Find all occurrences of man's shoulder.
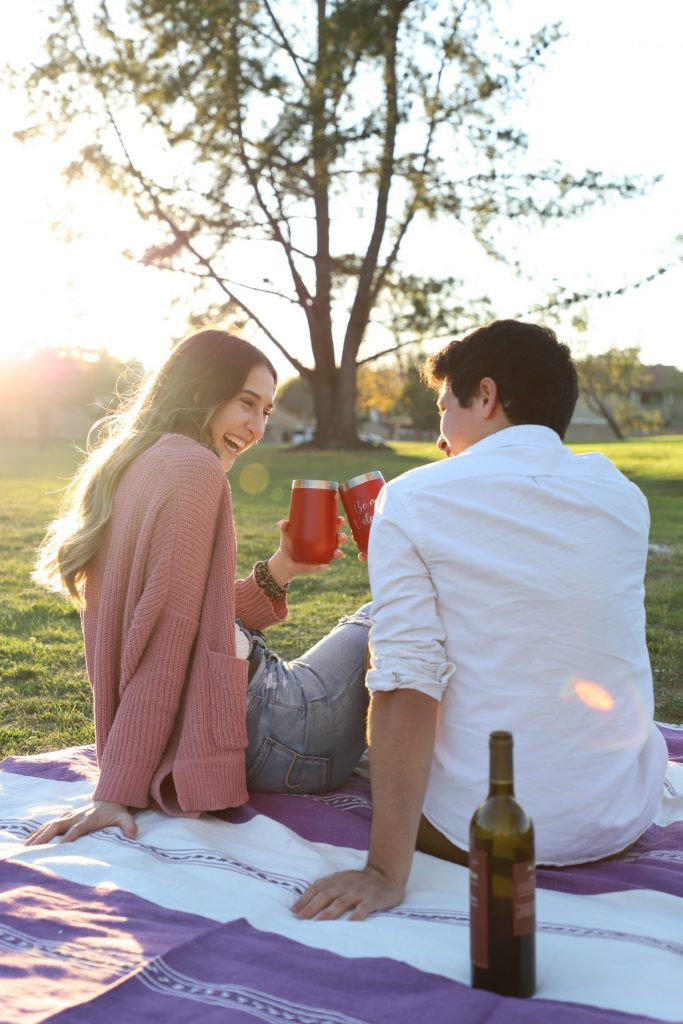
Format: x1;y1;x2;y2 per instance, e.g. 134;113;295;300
385;457;452;496
383;433;647;510
385;442;513;498
565;447;648;506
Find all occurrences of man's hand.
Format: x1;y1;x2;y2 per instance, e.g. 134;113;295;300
24;800;138;846
292;865;405;921
293;691;438;923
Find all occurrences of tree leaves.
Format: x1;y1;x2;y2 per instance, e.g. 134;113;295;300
11;0;662;444
577;347;664;439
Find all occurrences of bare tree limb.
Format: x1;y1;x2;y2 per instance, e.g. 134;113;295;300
342;2;409;362
524;259;683;317
63;0;308;376
129;254;304;306
262;0;310;85
228;14;314;319
357;336;427;366
370;49;448;306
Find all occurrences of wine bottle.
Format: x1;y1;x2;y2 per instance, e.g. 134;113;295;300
469;730;536;998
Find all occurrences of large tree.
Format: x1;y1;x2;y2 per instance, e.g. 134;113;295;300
576;347;664;440
15;0;652;445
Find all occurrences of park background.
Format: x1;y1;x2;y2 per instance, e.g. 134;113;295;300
0;1;681;755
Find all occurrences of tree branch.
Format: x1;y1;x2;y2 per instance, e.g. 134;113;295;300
357;336;426;366
308;0;337;375
262;0;310;85
228;14;314;318
370;49;448;306
131;254;304;307
525;258;683;317
584;392;624;439
63;0;307;376
342;2;408;362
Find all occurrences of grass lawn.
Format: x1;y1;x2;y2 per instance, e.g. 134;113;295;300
1;434;681;758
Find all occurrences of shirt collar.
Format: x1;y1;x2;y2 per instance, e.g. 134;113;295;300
461;424;563;457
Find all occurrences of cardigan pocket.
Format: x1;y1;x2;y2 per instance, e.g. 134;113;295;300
205;651;249;751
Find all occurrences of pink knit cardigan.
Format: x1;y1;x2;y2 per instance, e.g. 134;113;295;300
81;433;287;815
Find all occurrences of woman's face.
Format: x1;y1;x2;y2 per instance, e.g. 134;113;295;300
208;363;276;471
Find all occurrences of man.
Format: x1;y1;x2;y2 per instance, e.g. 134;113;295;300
292;319;667;921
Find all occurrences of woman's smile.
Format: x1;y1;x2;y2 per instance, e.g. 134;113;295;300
208;363;276;470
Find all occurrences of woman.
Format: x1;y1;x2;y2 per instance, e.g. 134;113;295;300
27;329;370;846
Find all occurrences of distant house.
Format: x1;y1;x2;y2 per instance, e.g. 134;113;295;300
564;395;615;441
565;363;683;442
635;364;683;428
0;400;98;444
262;406;308;444
1;393;310;446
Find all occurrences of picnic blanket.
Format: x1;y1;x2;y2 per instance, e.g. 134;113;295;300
1;725;681;1024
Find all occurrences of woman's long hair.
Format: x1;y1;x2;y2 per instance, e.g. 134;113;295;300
33;329;277;605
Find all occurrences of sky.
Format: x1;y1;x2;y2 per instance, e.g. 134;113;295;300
0;0;682;380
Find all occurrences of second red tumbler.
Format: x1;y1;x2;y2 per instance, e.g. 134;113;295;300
339;470;385;556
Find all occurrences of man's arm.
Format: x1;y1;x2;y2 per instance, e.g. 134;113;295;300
291;687;438;921
293;483;448;921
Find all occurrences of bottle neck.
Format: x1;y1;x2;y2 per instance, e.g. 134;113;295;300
488;734;514;797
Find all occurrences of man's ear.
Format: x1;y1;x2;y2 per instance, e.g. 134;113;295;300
478;377;500;419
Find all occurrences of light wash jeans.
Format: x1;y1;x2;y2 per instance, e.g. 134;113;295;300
243;603;372;793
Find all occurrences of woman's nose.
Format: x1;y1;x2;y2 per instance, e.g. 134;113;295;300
251;408;267;440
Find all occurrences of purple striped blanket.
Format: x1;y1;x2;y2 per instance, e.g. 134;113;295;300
1;725;681;1023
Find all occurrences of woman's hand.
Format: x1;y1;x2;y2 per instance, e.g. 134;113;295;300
268;517;347;586
24;800;138;846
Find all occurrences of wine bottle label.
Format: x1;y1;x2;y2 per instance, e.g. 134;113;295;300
513;861;536;937
469;848;488;968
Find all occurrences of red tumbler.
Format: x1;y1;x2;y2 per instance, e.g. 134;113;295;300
288;479;339;564
339;470;385;556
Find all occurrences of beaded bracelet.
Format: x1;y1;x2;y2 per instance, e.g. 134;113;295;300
253;559;290;602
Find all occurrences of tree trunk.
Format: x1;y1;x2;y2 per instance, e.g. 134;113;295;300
308;362;362;447
586;394;625;439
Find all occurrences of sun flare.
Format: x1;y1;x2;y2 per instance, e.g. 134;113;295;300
573;679;616;713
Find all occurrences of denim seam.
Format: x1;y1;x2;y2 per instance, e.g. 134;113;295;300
248;693;305;712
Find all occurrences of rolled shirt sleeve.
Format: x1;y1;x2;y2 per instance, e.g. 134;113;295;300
366;484;454;701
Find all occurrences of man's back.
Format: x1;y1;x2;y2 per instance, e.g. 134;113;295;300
367;425;667;864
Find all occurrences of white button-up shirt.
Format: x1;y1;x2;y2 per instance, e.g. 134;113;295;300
366;425;667;864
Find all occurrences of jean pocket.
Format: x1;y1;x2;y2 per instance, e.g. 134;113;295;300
246;737;331;793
